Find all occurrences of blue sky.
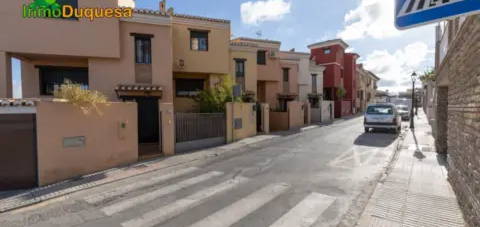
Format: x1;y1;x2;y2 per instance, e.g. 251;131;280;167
12;0;436;97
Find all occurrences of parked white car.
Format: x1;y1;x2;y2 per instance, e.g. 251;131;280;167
396;105;410;121
364;103;402;134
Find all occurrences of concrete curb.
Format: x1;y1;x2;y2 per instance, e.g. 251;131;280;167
0;135;282;213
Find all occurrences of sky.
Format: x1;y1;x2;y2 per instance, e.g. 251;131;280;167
12;0;436;97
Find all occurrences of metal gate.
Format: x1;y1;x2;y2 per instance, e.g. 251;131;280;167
175;113;226;152
256;104;263;132
0;114;37;190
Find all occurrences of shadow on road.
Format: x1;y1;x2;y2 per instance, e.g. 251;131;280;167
354;132;397;147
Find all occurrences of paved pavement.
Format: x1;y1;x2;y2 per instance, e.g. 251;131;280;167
356;110;466;227
0;116;401;227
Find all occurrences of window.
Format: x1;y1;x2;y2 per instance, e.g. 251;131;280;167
257;50;266;65
283;68;289;82
367;105;394;115
135;37;152;64
32;0;78;19
235;59;245;78
57;0;78;8
39;67;88;96
235;59;246;91
175;79;204;97
190;30;209;51
323;48;331;54
311;74;317;93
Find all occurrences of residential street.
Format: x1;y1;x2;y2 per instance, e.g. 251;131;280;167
0;117;402;227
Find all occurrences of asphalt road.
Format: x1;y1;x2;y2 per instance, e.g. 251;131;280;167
0;117;402;227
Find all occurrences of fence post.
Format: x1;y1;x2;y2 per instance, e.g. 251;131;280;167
261;103;270;134
226;102;234;143
159;103;175;156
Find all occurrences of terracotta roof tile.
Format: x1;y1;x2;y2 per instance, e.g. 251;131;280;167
173;13;230;24
133;9;229;23
230;41;259;47
115;84;163;92
0;99;37;107
232;37;281;44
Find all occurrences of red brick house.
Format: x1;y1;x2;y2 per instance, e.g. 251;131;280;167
308;39;357;118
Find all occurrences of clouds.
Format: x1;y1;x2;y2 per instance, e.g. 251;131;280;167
13;80;22;98
118;0;135;8
362;42;433;92
241;0;291;26
337;0;400;40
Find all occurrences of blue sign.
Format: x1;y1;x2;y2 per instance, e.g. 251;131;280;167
395;0;480;29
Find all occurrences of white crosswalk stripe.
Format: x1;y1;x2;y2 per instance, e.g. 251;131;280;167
189;183;290;227
85;167;199;204
102;171;223;216
121;176;249;227
269;192;336;227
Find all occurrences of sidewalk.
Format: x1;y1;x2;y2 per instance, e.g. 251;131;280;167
357;110;466;227
0;135;280;213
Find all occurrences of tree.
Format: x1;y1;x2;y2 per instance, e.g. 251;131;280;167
419;69;436;83
194;76;241;113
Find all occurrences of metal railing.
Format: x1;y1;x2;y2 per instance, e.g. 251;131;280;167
175;113;226;143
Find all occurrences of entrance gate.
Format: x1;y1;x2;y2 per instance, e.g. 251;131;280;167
0;114;37;190
175;113;226;152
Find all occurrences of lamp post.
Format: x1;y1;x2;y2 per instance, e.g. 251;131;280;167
410;72;417;129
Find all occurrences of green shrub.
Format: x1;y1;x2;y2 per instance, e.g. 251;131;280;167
54;81;107;115
336;87;346;99
194;76;241;113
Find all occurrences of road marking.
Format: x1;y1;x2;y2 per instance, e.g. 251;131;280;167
102;171;223;216
121;177;249;227
269;192;336;227
85;167;199;204
189;183;290;227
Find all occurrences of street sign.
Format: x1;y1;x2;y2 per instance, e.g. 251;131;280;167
395;0;480;29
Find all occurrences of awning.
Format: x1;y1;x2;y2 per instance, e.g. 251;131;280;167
115;84;163;98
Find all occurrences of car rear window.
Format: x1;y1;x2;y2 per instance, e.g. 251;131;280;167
367;106;393;115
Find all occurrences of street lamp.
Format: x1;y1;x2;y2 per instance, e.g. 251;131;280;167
410;72;417;129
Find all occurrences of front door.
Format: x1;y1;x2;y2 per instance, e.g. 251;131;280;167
136;98;159;144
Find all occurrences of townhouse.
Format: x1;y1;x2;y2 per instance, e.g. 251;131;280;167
172;13;231;113
278;50;325;122
356;64;379;112
308;39;359;118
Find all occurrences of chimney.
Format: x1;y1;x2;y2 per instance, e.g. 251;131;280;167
159;0;166;14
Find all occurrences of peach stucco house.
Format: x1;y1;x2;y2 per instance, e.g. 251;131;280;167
230;37;300;112
1;0;178;159
171;14;231;113
279;50;325;122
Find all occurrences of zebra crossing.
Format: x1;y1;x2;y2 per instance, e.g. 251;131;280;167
82;168;337;227
398;0;464;17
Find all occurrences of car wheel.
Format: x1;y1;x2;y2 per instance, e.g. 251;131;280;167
393;128;399;134
365;127;369;133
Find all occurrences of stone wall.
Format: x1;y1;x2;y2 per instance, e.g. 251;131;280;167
436;15;480;227
436;87;448;154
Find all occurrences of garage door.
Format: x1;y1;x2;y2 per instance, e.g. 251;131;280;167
0;114;38;190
